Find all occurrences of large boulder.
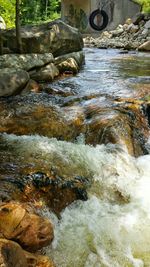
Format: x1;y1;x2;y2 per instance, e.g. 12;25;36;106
2;20;83;56
0;68;29;97
0;202;54;252
0;53;54;71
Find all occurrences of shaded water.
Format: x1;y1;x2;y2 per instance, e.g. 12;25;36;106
0;48;150;266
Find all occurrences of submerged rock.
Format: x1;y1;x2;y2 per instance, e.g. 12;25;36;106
0;95;86;140
85;98;149;156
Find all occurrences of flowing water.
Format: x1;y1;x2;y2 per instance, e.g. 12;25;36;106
0;48;150;266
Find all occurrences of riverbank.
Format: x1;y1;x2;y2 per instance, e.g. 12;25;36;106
84;13;150;51
0;20;84;97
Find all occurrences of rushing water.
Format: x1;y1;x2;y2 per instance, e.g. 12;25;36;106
0;48;150;266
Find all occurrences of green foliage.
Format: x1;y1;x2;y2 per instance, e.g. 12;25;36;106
0;0;61;28
135;0;150;13
21;0;61;25
0;0;15;28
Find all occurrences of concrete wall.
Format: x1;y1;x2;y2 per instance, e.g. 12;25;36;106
61;0;141;33
61;0;90;32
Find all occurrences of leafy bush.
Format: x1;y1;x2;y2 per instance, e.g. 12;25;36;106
0;0;15;28
135;0;150;13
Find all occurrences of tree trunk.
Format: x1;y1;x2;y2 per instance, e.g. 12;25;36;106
0;30;3;55
16;0;23;53
45;0;48;19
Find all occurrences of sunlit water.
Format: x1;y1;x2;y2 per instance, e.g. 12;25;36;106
51;48;150;99
0;48;150;266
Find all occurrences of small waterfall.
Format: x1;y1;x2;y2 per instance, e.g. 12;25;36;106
1;133;150;267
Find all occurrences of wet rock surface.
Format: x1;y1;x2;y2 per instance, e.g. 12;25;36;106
0;239;27;267
0;239;56;267
0;202;54;251
0;47;150;266
0;202;55;267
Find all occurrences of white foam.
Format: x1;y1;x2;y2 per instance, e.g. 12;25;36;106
1;133;150;266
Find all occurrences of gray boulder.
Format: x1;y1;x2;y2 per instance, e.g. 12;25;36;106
0;53;54;71
0;68;29;97
2;20;83;57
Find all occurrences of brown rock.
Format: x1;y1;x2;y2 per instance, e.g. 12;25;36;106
138;40;150;51
24;251;56;267
21;79;42;95
56;57;79;74
15;212;54;252
0;99;85;140
85;99;149;157
36;255;56;267
0;203;26;238
0;202;54;252
0;239;27;267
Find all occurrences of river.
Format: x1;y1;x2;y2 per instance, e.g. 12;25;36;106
0;48;150;266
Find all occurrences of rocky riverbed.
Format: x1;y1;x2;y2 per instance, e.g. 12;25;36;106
0;46;150;266
0;16;150;266
84;13;150;51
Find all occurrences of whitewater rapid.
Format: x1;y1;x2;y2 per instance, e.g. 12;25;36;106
1;133;150;267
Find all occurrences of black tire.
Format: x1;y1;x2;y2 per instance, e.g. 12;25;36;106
89;9;109;31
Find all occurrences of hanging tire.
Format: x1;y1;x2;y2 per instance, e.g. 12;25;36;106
89;9;109;31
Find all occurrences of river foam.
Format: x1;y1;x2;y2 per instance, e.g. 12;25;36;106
1;133;150;266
